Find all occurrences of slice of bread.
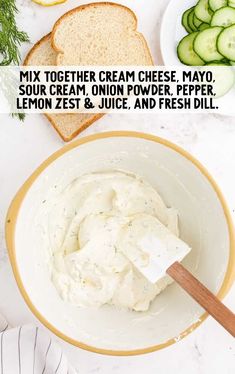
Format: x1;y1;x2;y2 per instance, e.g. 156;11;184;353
24;34;103;142
25;3;153;141
52;2;153;66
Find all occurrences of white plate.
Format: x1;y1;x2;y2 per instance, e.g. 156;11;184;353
160;0;196;66
160;0;235;115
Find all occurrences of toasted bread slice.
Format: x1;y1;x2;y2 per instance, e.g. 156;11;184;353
52;2;153;66
24;34;103;142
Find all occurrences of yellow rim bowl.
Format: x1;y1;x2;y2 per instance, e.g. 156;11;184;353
5;131;235;356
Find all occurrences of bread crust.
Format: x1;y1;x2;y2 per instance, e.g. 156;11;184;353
45;113;104;142
23;33;52;66
23;33;103;141
51;2;154;65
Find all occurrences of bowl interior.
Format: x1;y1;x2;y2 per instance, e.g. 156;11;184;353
12;134;230;352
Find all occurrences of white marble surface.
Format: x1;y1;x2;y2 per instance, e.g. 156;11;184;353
0;0;235;372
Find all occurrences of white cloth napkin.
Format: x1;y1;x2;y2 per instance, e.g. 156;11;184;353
0;314;77;374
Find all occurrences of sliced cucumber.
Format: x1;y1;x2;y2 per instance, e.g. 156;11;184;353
182;7;194;33
228;0;235;7
217;24;235;60
195;0;213;23
202;62;235;97
209;0;227;11
199;22;210;29
206;60;230;64
194;14;203;27
188;9;197;31
194;27;224;61
211;6;235;26
177;32;205;65
221;58;231;63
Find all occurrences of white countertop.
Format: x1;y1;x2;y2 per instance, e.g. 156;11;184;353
0;0;235;372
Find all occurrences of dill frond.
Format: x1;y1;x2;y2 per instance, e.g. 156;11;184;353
0;0;29;120
12;112;25;121
0;0;29;65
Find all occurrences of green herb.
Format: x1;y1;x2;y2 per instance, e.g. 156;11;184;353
0;0;29;65
0;0;29;121
12;112;25;121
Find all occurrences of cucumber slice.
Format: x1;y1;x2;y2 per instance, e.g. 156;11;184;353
228;0;235;7
195;0;213;23
202;62;235;97
188;9;197;31
217;25;235;60
182;7;194;33
209;0;227;11
194;27;224;61
194;14;203;27
206;60;230;64
177;32;205;65
221;58;231;63
199;22;210;29
211;6;235;26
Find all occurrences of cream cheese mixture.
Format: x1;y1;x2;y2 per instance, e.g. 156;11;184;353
49;170;180;312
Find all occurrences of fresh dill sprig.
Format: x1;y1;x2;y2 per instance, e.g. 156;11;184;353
0;0;29;121
0;0;29;65
12;112;25;121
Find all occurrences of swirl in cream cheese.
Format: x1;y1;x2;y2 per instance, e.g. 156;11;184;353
49;171;179;312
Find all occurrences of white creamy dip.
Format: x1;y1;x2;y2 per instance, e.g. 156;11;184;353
49;170;179;312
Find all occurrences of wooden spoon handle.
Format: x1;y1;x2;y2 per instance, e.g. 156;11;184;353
167;261;235;337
